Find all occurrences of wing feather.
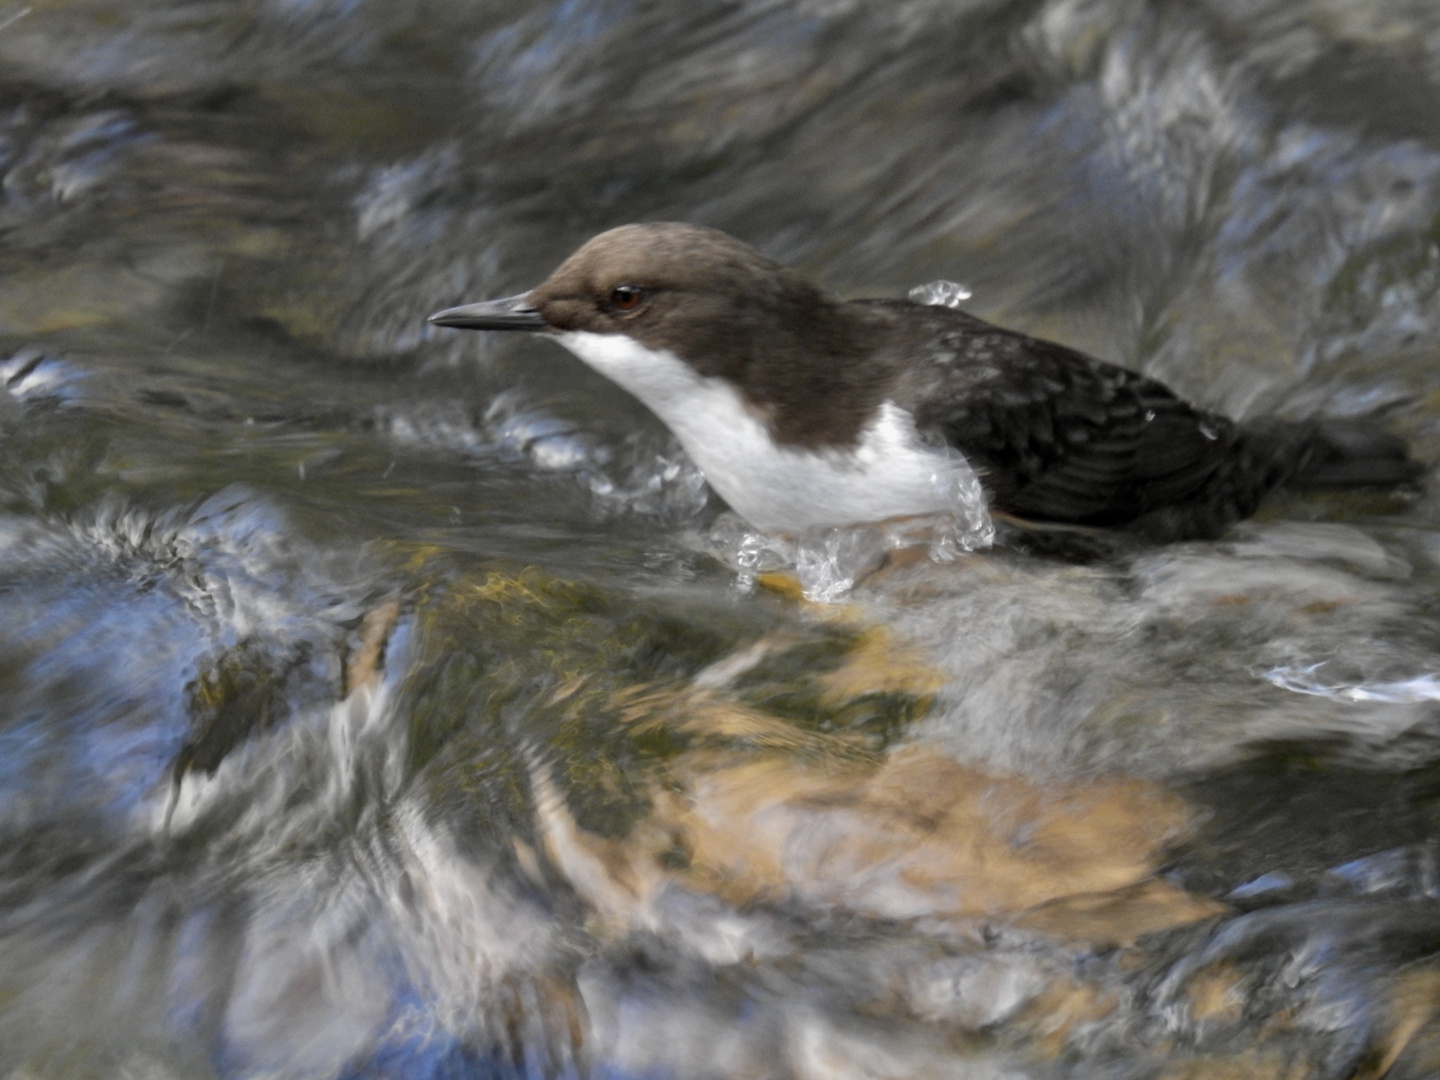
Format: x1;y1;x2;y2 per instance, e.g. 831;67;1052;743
887;314;1237;526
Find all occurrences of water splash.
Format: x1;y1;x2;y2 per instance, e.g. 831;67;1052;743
791;526;889;602
907;280;973;309
712;507;991;602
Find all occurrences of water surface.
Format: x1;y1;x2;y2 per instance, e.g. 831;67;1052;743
2;1;1440;1076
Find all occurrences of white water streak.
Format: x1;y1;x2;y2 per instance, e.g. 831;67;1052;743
1264;663;1440;704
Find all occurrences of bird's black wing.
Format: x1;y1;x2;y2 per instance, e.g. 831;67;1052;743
886;310;1237;526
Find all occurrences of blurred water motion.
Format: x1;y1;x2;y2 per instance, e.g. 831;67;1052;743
2;0;1440;1077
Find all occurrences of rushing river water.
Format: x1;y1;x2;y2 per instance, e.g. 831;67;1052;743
2;1;1440;1076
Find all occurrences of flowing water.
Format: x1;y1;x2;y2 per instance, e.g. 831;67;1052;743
3;0;1440;1076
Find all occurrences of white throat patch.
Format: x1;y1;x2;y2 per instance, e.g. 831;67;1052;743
553;330;992;539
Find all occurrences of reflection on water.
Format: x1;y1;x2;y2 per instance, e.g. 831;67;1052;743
1;0;1440;1077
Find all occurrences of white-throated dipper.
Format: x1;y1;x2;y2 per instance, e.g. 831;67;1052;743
429;222;1421;541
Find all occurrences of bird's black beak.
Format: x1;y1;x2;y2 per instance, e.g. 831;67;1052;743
427;293;547;331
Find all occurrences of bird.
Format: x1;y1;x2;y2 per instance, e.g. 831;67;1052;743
428;222;1422;542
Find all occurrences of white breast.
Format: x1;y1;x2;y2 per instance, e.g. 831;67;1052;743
553;330;992;536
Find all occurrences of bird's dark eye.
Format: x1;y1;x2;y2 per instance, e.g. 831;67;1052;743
608;285;646;312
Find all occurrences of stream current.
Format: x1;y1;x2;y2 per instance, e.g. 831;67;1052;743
2;1;1440;1077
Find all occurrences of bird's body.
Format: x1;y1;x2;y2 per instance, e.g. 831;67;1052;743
430;222;1421;541
550;328;981;532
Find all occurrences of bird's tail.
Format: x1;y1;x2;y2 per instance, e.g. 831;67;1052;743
1129;417;1422;542
1279;418;1425;490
